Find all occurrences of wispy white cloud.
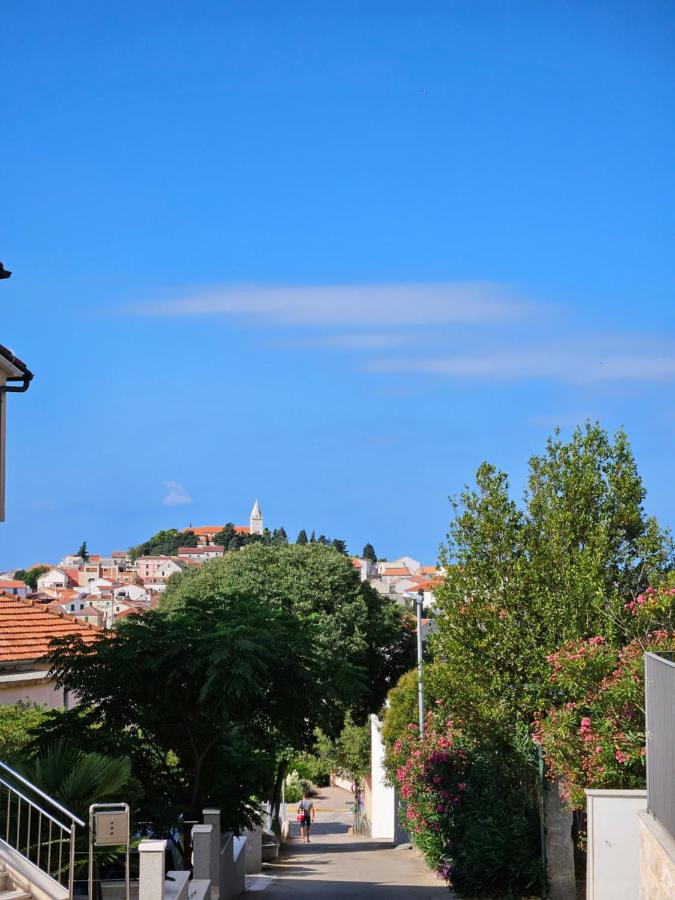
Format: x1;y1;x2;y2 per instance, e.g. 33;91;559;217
162;481;192;507
131;282;533;326
370;339;675;384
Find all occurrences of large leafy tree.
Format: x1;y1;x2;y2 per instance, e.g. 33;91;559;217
40;592;339;833
433;422;672;734
161;542;415;721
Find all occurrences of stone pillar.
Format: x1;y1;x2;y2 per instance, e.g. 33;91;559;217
192;824;213;882
544;782;576;900
139;839;167;900
244;825;263;874
202;809;221;893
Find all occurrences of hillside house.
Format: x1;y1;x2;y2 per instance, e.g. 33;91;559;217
178;545;225;563
36;567;79;592
0;580;28;598
0;594;100;707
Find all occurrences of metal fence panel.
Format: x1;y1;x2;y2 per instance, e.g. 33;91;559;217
645;651;675;841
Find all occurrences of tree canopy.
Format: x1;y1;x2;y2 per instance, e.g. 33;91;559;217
41;590;338;830
13;565;49;591
162;542;415;721
432;422;672;734
129;528;198;561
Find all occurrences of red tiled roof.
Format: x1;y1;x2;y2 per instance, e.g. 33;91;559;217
424;577;444;590
63;569;81;585
0;580;27;589
351;559;362;568
0;595;101;663
419;566;439;575
188;525;250;535
382;567;411;577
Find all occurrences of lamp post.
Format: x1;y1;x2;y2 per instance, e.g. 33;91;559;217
415;589;425;737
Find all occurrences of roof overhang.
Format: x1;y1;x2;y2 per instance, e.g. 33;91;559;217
0;343;33;391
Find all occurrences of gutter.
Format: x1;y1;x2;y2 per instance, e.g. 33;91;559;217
0;343;33;394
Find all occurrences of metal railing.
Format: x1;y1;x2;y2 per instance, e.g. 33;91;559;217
0;760;85;899
645;651;675;841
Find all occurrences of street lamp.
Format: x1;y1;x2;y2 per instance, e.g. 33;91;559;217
405;589;426;738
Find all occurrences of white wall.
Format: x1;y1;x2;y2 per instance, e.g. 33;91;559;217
586;789;647;900
370;715;409;844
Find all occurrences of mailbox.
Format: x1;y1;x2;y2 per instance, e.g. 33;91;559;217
94;810;128;846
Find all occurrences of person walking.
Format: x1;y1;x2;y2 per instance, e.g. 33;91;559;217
297;789;315;843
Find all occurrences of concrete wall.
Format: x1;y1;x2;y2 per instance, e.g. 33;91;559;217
639;811;675;899
586;789;647;900
0;669;66;708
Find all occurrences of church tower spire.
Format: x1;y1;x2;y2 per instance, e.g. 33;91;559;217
250;499;263;535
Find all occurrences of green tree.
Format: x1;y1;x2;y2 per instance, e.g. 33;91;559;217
362;543;377;562
162;543;414;720
42;591;341;832
0;702;47;762
77;541;89;562
434;422;672;734
130;528;198;561
331;538;348;555
13;565;49;591
296;529;308;545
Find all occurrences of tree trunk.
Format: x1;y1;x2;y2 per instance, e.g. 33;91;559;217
270;759;288;823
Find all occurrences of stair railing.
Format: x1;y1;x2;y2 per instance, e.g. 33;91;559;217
0;760;85;899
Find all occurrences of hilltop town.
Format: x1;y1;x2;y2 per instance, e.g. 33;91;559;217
0;500;442;630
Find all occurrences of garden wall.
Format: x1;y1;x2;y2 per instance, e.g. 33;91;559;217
586;789;646;900
638;811;675;899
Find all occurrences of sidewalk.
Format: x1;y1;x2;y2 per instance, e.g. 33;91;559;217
244;785;451;898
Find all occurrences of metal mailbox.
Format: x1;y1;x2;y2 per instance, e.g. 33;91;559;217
94;810;129;846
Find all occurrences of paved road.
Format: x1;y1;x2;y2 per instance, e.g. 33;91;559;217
244;786;451;899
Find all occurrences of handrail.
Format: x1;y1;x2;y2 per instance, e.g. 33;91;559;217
0;760;84;900
0;779;70;832
0;762;85;826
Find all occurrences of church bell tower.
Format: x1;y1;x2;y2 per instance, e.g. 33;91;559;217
250;499;263;535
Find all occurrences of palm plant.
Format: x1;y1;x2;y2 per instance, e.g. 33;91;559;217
17;739;132;895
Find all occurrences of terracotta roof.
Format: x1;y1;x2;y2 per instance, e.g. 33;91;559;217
382;567;411;577
351;559;362;568
419;566;439;575
63;569;81;585
0;595;101;663
115;607;140;619
188;525;250;535
76;606;102;618
423;577;444;590
0;580;27;589
54;589;79;600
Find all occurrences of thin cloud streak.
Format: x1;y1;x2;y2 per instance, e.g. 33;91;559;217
371;344;675;384
132;282;533;326
162;481;192;506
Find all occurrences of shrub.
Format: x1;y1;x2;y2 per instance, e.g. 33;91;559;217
535;627;674;808
284;772;312;804
386;712;542;897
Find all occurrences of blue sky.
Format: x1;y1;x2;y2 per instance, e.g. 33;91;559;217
2;1;675;568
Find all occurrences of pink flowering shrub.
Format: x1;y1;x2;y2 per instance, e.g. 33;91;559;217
386;710;542;896
535;620;675;808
